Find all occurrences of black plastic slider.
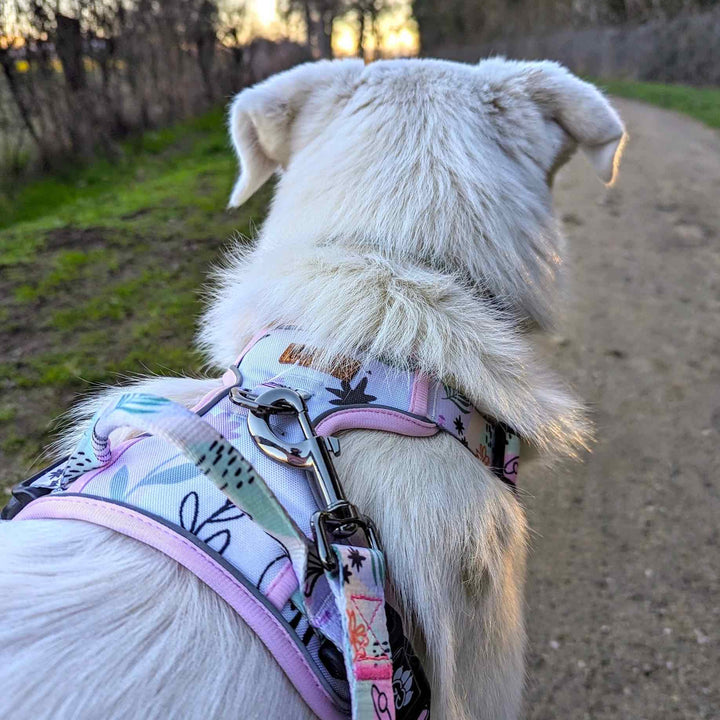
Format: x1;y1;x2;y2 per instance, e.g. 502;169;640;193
1;481;53;520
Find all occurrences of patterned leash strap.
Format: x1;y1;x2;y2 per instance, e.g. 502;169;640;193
61;393;396;719
329;545;395;719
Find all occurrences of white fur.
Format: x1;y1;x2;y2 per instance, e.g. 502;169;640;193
0;57;624;719
0;519;314;720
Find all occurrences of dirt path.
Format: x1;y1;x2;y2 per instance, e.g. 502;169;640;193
524;98;719;719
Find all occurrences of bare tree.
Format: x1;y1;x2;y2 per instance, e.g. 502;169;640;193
187;0;220;102
56;13;86;92
0;0;306;178
218;2;249;90
279;0;342;58
347;0;391;58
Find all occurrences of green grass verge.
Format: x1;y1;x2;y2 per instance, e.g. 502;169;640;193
0;109;235;230
595;79;720;130
0;107;272;490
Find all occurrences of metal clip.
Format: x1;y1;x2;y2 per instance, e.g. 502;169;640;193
312;507;382;573
229;386;306;415
230;386;382;571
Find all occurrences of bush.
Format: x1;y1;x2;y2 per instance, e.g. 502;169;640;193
432;8;720;87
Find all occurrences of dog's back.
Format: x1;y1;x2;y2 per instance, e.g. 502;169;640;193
0;58;624;720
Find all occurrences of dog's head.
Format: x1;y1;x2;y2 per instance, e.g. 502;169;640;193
227;57;625;326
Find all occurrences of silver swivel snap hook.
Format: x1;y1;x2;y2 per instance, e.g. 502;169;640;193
229;385;382;572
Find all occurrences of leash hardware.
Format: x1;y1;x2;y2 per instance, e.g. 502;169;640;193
241;386;383;572
313;504;382;573
241;387;346;507
229;386;310;415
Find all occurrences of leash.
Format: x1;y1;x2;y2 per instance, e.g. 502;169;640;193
60;390;411;719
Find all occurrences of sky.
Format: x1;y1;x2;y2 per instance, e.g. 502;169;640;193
246;0;419;56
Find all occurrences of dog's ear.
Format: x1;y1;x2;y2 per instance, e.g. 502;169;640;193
525;64;625;183
480;60;626;184
227;60;362;207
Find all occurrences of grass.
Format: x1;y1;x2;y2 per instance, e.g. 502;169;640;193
595;79;720;130
0;109;234;230
0;106;272;491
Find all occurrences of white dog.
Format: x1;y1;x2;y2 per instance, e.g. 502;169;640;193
0;58;624;720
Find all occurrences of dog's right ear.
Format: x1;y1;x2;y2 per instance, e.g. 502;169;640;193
227;60;363;208
523;63;626;184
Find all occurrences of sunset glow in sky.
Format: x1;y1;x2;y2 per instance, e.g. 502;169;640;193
252;0;280;28
247;0;419;57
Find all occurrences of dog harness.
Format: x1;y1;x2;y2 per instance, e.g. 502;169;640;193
4;328;520;720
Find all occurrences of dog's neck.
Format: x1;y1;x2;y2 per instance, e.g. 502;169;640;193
201;241;588;457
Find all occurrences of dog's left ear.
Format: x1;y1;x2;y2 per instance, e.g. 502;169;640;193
523;62;626;184
227;60;363;207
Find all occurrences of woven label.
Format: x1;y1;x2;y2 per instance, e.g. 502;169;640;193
279;343;361;383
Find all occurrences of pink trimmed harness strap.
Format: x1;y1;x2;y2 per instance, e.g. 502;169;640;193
17;494;345;719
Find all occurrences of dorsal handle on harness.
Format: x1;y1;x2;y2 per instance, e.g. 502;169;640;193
231;386;382;572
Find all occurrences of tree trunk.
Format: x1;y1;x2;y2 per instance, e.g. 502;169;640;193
197;34;216;102
195;0;218;103
0;53;46;159
56;14;87;92
319;9;335;58
369;11;379;59
357;11;366;58
303;1;334;59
